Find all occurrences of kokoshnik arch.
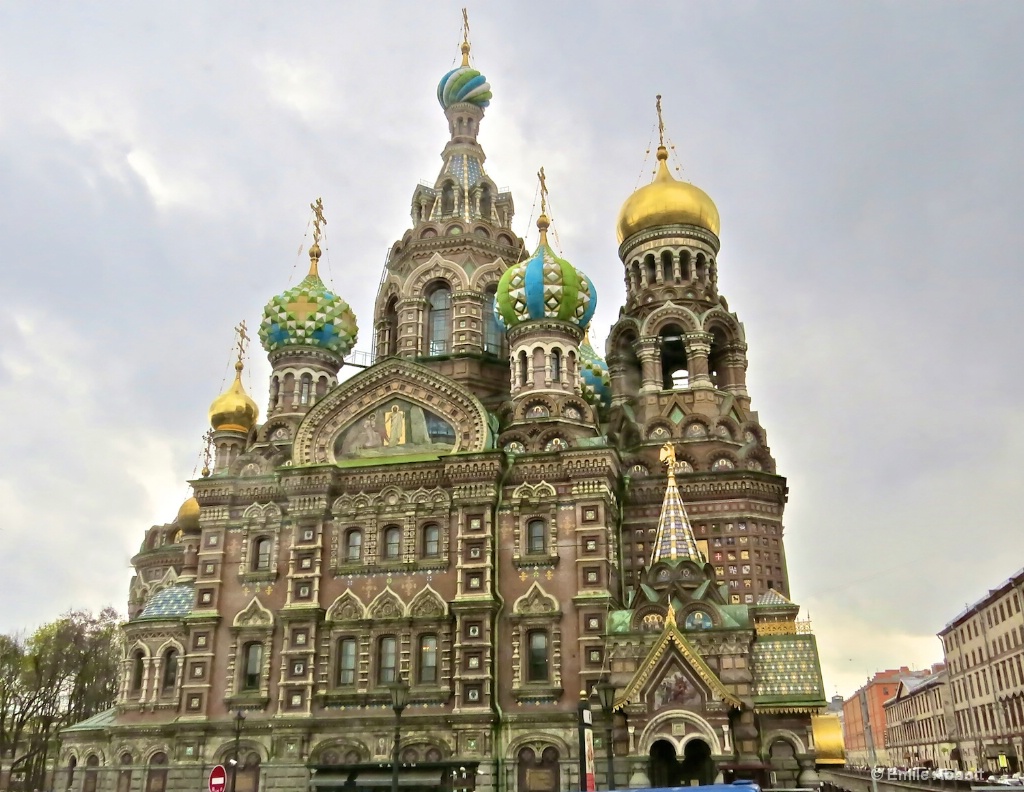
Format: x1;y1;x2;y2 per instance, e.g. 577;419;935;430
58;22;838;792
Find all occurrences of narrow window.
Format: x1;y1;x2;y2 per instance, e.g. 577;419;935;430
378;636;397;684
161;649;179;692
484;289;503;354
299;374;312;406
384;296;399;357
146;753;167;792
83;755;100;792
427;286;452;355
551;349;562;382
518;350;528;386
345;529;362;562
337;638;357;686
131;651;145;692
423;525;440;558
527;631;549;682
527;519;545;554
117;753;133;792
419;635;438;683
253;538;271;572
242;642;263;691
479;185;493;219
441;182;455;215
383;526;401;560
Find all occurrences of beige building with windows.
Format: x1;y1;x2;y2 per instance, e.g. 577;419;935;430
57;24;828;792
939;568;1024;773
883;666;955;769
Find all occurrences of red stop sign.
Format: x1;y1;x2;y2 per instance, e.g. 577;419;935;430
209;765;227;792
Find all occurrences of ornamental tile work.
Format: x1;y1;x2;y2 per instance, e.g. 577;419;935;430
752;634;826;701
259;272;358;356
137;584;194;619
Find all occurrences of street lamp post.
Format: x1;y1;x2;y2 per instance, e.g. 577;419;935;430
229;709;246;792
389;679;410;792
595;681;617;791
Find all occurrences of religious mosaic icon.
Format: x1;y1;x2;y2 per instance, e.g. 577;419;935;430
334;399;456;459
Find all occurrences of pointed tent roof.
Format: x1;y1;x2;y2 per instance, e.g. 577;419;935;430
651;443;704;565
614;607;742;710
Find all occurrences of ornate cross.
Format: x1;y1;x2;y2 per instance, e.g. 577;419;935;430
537;166;548;215
656;94;665;147
234;320;250;363
462;7;470;47
310;197;327;246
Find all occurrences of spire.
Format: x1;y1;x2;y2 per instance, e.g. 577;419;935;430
461;8;471;67
308;197;326;278
650;443;705;565
536;166;551;245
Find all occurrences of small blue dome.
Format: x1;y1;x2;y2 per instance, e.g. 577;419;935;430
438;45;492;109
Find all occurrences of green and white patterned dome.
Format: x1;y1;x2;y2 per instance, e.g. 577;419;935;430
259;245;358;357
495;215;596;330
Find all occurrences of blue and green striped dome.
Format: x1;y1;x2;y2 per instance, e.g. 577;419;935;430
259;250;358;357
437;64;492;109
580;334;611;409
494;227;596;329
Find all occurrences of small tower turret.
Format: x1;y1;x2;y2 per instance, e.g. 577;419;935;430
208;322;259;473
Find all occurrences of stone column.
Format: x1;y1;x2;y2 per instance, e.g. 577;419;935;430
721;342;749;396
685;332;714;389
606;357;630;406
397;297;427;357
636;337;662;393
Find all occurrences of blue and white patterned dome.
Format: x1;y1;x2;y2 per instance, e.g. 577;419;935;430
437;43;492;109
580;334;611;408
494;218;596;330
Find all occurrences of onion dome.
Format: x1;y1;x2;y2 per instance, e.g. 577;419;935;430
176;496;200;532
259;244;358;357
495;215;597;329
208;361;259;433
616;145;720;243
437;41;492;109
579;332;611;408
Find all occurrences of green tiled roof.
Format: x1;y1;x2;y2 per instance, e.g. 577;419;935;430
138;585;194;620
752;634;826;708
63;707;117;732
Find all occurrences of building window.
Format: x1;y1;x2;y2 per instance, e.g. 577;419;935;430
83;755;100;792
422;524;440;558
527;519;545;554
484;289;503;354
427;285;452;355
252;537;271;572
146;753;167;792
382;526;401;560
378;636;397;684
419;635;438;684
131;650;145;692
551;348;562;382
117;753;133;792
161;648;179;692
242;642;263;691
527;631;549;682
337;638;357;686
299;373;312;405
345;529;362;562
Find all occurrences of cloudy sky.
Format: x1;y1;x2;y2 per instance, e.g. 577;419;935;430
1;2;1022;698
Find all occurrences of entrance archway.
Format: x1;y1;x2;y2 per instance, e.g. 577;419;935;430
768;739;799;788
649;738;715;787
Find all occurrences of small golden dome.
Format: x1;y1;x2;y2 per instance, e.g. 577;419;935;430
176;496;200;532
616;146;720;243
208;361;259;434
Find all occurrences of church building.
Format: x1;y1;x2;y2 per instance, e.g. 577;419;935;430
59;25;828;792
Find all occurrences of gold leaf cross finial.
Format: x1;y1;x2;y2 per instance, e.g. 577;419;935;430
538;166;548;216
656;94;665;148
234;320;250;365
310;197;327;246
659;441;677;481
460;8;471;66
201;429;214;477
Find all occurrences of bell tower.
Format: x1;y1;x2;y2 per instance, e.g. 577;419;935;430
372;21;526;407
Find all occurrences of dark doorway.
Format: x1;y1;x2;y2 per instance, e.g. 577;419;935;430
768;739;799;788
649;738;716;788
680;739;715;786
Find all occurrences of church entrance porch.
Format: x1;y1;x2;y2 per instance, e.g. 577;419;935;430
309;761;478;792
649;738;716;787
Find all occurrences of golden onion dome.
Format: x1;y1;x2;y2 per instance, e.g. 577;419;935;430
616;145;720;243
208;361;259;434
176;496;200;532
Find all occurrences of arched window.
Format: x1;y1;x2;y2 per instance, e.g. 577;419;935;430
337;637;357;686
378;636;397;684
345;529;362;562
527;630;549;682
645;253;657;285
441;182;455;215
479;184;493;219
662;250;674;282
146;753;167;792
161;648;179;692
550;349;562;382
427;286;452;356
382;526;401;561
242;642;263;691
83;755;100;792
708;327;728;389
117;753;133;792
680;250;691;281
252;538;271;572
527;519;545;554
236;752;261;792
659;324;689;390
419;635;438;683
422;524;440;558
696;253;706;282
299;373;312;406
67;757;77;790
518;350;528;386
383;296;399;357
483;288;503;355
130;650;145;692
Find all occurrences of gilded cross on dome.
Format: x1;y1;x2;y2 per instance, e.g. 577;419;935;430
288;295;319;323
234;320;250;363
656;94;666;148
310;197;326;246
